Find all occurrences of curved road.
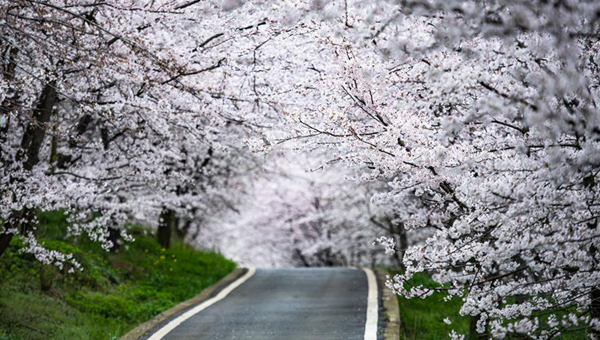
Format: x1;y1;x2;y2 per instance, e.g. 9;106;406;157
145;268;379;340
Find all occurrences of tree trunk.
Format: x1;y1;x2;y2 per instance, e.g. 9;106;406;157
393;220;408;271
0;82;57;258
107;227;120;252
19;208;36;235
0;231;14;258
157;208;175;249
17;82;58;169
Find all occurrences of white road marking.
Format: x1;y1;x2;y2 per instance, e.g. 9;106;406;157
363;268;378;340
147;267;257;340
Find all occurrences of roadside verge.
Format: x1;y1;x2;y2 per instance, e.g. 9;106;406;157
119;267;247;340
375;268;401;340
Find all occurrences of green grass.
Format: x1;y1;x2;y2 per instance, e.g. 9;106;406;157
0;211;236;340
396;273;470;340
395;272;588;340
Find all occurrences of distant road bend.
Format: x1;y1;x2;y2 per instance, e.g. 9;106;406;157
144;268;379;340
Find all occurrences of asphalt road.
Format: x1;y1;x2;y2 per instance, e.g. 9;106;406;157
149;268;376;340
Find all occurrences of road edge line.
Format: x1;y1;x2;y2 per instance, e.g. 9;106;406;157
146;267;256;340
119;267;253;340
375;268;401;340
363;267;378;340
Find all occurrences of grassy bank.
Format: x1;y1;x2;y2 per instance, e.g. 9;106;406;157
395;273;587;340
396;273;470;340
0;211;235;340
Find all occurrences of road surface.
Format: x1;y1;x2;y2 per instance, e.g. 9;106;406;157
145;268;379;340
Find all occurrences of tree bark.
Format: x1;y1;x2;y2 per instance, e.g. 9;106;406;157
0;82;58;258
107;227;120;252
17;82;58;169
393;219;408;271
157;208;176;249
0;231;13;258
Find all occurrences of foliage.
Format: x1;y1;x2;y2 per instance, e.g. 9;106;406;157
2;1;600;338
0;0;265;264
201;150;398;267
283;1;600;338
396;273;589;340
396;273;470;340
0;213;235;340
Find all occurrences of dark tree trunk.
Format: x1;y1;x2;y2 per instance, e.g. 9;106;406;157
107;227;120;252
53;113;92;170
17;82;58;169
19;208;36;235
0;208;34;258
0;82;58;258
0;231;13;258
393;220;408;271
157;208;176;249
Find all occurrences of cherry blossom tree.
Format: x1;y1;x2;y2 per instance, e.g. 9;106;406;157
196;148;396;268
0;0;297;264
3;1;600;338
286;0;600;338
